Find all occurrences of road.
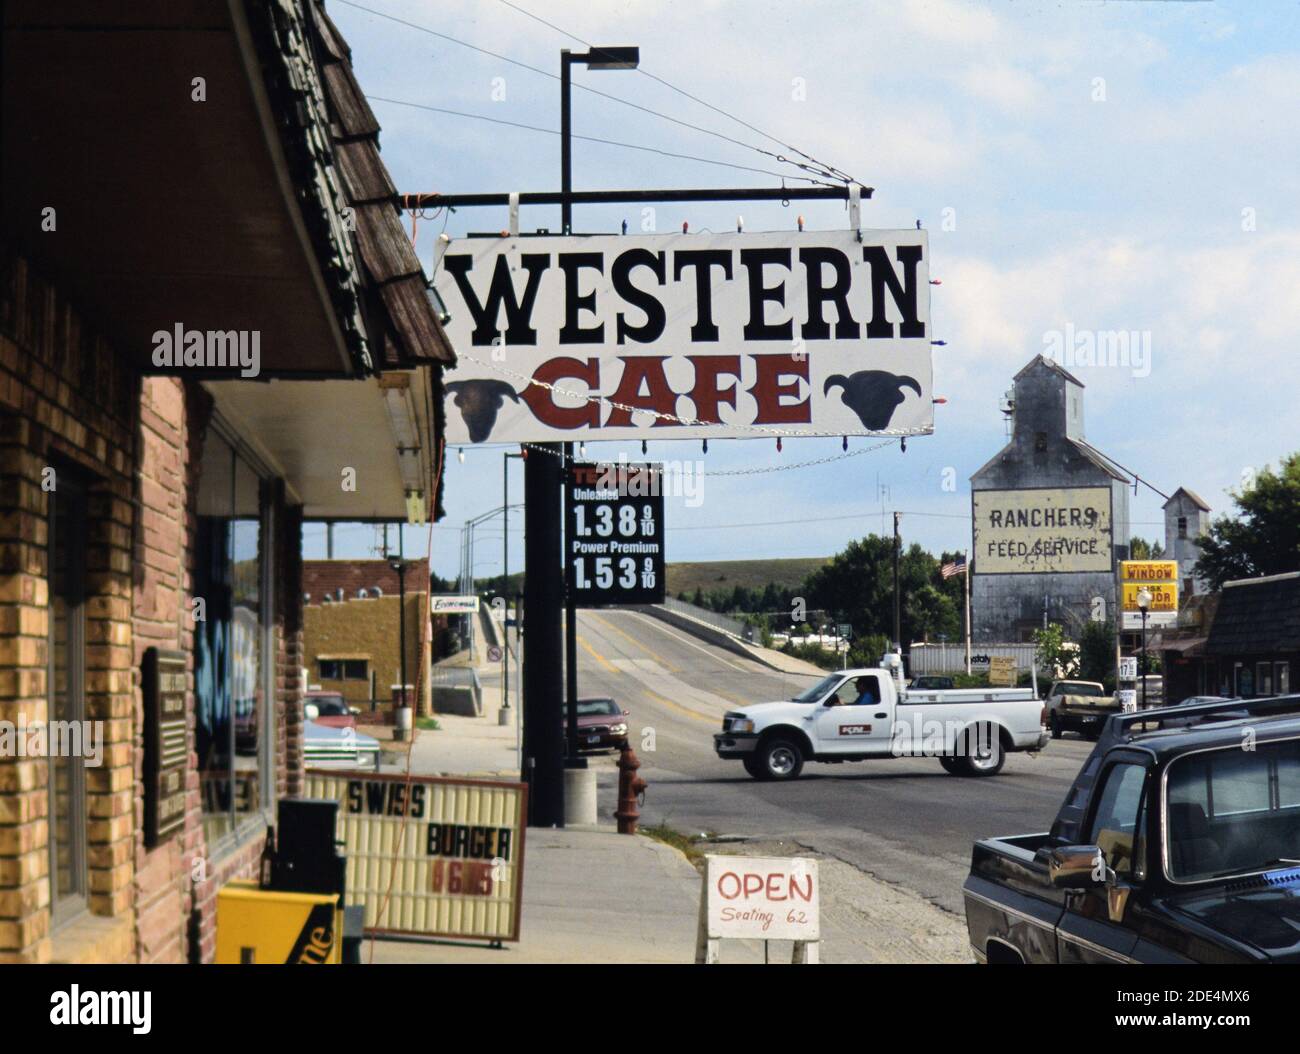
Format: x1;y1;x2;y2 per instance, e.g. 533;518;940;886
575;608;1095;913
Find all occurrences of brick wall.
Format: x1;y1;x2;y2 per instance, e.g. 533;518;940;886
1;251;307;964
0;253;138;962
303;590;430;714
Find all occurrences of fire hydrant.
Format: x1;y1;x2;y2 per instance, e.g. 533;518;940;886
614;741;647;834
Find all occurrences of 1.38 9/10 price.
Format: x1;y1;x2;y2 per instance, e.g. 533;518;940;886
573;502;642;538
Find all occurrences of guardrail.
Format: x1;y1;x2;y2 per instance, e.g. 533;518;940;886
661;595;748;639
431;664;482;717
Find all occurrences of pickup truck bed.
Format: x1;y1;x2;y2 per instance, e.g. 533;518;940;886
964;695;1300;964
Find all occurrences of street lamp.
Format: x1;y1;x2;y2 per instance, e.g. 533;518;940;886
559;45;639;772
1137;587;1152;710
390;558;411;741
560;46;640;234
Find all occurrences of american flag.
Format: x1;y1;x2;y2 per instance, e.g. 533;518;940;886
941;555;967;579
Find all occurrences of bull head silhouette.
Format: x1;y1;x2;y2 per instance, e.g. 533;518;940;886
444;379;520;443
824;371;923;431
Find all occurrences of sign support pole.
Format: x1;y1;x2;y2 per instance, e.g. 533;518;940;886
522;447;566;826
563;446;584;768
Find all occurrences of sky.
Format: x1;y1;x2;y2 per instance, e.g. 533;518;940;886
302;0;1300;584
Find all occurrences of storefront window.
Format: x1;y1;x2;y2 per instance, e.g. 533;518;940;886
195;429;273;844
48;473;88;923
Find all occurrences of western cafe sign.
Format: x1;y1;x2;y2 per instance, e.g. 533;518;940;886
435;230;933;444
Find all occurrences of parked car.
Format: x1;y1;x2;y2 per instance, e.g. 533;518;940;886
964;695;1300;962
302;719;381;771
564;697;630;752
305;690;360;729
910;675;955;691
1045;679;1120;739
714;664;1048;780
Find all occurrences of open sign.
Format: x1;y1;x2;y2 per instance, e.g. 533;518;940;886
704;855;820;942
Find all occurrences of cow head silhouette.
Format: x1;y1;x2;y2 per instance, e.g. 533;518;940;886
824;371;923;430
444;379;521;443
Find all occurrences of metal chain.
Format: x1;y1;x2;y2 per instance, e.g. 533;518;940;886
457;352;927;440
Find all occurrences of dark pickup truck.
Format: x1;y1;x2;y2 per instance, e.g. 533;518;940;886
964;696;1300;963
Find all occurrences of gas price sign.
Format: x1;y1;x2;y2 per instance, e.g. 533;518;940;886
565;461;665;607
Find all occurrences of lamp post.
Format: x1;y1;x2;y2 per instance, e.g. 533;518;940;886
1137;587;1152;710
559;45;639;771
390;558;411;740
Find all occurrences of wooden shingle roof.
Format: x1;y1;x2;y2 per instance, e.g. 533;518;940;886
1205;573;1300;655
311;2;454;369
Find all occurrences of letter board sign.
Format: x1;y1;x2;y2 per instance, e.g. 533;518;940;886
142;647;188;847
565;461;665;607
435;230;932;444
303;772;527;942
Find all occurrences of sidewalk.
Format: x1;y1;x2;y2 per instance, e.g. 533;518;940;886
371;828;762;964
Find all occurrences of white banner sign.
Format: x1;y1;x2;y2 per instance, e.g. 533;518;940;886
972;486;1113;574
704;854;820;942
430;594;480;614
435;230;932;443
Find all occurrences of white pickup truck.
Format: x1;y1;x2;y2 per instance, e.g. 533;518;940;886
713;663;1049;780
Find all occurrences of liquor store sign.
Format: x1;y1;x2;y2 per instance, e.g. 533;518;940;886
303;772;527;941
565;461;665;607
1120;560;1178;629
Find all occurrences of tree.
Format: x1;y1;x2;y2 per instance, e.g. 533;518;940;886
1078;619;1116;690
1033;623;1078;679
1196;452;1300;589
1129;536;1165;560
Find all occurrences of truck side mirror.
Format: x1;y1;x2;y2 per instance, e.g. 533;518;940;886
1048;845;1106;889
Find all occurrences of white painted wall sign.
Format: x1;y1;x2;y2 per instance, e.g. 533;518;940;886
972;486;1113;574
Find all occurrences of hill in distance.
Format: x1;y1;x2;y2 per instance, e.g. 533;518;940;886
667;557;829;599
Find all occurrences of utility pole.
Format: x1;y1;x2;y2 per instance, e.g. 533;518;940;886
892;512;901;651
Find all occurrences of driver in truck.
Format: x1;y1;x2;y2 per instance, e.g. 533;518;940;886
852;677;880;706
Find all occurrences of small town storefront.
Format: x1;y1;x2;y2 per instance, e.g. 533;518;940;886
1201;573;1298;700
0;2;451;963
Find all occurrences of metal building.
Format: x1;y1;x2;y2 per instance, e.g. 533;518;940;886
969;356;1131;642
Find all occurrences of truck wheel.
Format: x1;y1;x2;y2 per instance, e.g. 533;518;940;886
1049;713;1062;739
756;737;804;781
961;723;1005;777
742;756;765;779
939;756;963;775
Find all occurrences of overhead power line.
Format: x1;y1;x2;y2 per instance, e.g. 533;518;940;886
496;0;858;186
366;95;835;185
336;0;851;186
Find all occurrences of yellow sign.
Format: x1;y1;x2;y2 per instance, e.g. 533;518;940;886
303;771;527;942
1120;560;1177;583
988;656;1017;686
1122;582;1177;612
972;487;1112;574
215;881;340;964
